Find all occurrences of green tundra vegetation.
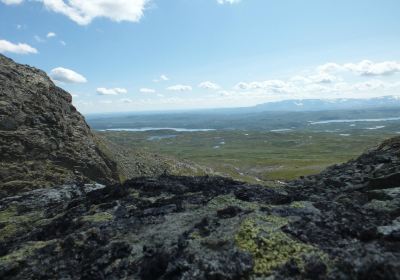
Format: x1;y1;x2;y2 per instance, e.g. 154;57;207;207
98;128;398;184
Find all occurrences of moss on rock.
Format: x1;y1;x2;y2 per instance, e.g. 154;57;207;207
207;194;260;211
0;206;45;241
235;215;326;276
0;241;51;264
80;212;113;223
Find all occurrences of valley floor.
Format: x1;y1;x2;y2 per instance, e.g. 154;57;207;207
98;129;399;184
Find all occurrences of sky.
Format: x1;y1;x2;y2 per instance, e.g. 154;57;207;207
1;0;400;114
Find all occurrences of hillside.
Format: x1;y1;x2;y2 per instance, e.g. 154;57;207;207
0;54;119;195
0;55;399;279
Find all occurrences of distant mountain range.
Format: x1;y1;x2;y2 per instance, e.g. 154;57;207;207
86;95;400;131
247;96;400;112
85;96;400;119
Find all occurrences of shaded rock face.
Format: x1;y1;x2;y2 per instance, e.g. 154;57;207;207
1;138;400;279
0;55;118;195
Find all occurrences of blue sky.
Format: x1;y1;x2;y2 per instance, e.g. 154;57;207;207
1;0;400;114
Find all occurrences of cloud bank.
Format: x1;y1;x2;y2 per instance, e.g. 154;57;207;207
1;0;23;5
97;87;128;95
2;0;149;25
49;67;87;83
0;39;37;54
198;81;221;90
319;60;400;77
167;85;192;92
46;32;56;38
217;0;241;4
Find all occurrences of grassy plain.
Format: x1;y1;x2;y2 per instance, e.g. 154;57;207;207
98;129;398;184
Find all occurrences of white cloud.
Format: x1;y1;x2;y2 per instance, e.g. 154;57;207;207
160;74;169;81
0;39;37;54
351;79;386;91
234;80;291;93
219;90;235;97
153;74;169;82
96;87;127;95
60;40;66;46
308;73;339;84
344;60;400;76
217;0;241;4
47;32;56;38
34;35;45;43
49;67;87;83
318;60;400;77
3;0;148;25
167;85;192;92
198;81;221;90
38;0;149;25
229;59;400;103
140;88;156;93
1;0;23;5
317;63;342;73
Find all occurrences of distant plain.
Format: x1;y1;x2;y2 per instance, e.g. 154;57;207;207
90;106;400;184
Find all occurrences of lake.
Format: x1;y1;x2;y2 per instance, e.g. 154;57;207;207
99;128;216;132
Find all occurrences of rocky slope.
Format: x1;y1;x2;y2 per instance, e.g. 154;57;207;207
95;136;214;182
0;55;399;279
0;54;120;195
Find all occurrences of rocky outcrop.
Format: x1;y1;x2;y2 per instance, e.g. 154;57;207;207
95;136;213;182
0;55;119;195
1;138;399;279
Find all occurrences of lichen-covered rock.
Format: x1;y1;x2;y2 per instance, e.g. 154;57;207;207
0;55;119;195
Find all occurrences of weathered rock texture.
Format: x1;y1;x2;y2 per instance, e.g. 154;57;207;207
0;54;119;195
1;55;400;279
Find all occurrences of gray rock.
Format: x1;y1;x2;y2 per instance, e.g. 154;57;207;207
0;55;119;195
